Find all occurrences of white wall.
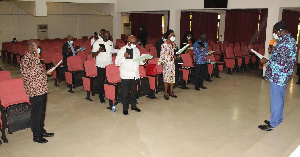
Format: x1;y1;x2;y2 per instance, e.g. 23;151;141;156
0;2;113;50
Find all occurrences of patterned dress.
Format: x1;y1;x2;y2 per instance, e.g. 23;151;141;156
265;33;296;86
160;42;176;83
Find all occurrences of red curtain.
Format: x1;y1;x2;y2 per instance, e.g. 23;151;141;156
282;10;300;39
129;13;163;38
258;9;268;45
224;10;259;44
191;12;218;41
180;12;191;39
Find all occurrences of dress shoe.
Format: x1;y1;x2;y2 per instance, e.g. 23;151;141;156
258;124;273;131
199;86;207;89
100;97;105;103
123;110;128;115
195;86;200;90
131;106;141;112
264;120;270;125
164;94;169;100
206;79;213;82
33;137;48;143
107;106;112;110
42;132;54;137
169;93;177;98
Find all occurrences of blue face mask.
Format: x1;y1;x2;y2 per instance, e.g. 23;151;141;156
37;48;41;54
69;41;73;44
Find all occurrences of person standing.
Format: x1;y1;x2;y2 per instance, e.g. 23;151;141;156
20;39;54;143
62;35;75;68
159;29;178;100
92;30;113;103
258;21;296;131
115;35;143;115
193;33;209;90
155;34;166;58
137;25;148;47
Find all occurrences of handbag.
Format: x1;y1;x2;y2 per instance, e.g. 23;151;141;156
146;64;157;76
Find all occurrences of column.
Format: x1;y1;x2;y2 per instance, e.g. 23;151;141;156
113;12;122;44
169;9;181;46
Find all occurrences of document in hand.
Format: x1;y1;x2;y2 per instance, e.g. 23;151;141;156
111;49;119;54
250;49;269;60
76;46;86;53
47;60;63;73
205;51;215;55
176;44;190;54
133;54;153;62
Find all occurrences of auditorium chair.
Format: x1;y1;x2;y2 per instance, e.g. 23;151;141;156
145;44;153;51
213;44;223;61
0;71;12;82
207;54;224;78
224;47;237;74
16;45;26;66
104;64;121;110
82;59;97;101
0;79;31;143
241;46;251;69
138;66;153;98
233;46;243;71
147;58;164;94
87;54;94;60
180;53;195;86
65;56;85;93
76;51;88;63
149;47;158;58
258;48;265;70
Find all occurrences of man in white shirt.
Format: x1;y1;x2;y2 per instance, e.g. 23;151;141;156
115;35;143;115
92;30;113;103
91;29;105;48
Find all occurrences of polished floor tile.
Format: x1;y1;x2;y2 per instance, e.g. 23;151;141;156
1;61;300;157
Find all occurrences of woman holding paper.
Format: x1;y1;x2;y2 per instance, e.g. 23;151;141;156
159;29;177;100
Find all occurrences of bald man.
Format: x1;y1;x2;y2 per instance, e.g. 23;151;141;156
62;35;75;67
20;40;54;143
115;35;144;115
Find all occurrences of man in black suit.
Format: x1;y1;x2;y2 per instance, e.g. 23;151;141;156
62;35;75;68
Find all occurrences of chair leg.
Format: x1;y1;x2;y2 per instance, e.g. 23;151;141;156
296;77;300;85
155;76;158;94
54;79;59;87
226;68;233;75
1;110;8;143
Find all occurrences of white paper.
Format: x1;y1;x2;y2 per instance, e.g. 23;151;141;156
111;49;119;54
176;44;190;54
133;54;153;62
250;49;269;60
47;60;63;73
205;51;215;55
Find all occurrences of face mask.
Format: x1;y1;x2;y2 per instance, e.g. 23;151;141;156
163;38;167;42
170;36;175;42
103;37;109;42
130;44;136;49
69;41;73;44
187;37;191;40
202;38;206;41
273;33;279;40
37;48;41;54
140;28;143;30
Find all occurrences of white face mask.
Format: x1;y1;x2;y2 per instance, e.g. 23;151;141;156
163;38;167;42
170;36;176;42
69;41;73;44
187;37;191;40
130;44;136;49
273;33;279;40
37;48;41;54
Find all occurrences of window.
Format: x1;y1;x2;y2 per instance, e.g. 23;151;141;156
297;20;300;44
217;14;220;40
162;15;165;34
189;13;192;31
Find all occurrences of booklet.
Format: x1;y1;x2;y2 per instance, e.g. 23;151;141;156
133;54;153;62
76;46;86;53
111;49;119;54
47;60;63;73
205;51;215;55
250;49;269;60
176;44;190;54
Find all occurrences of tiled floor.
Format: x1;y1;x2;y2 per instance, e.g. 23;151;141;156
0;60;300;157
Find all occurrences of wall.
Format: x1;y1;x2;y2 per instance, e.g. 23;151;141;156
0;2;113;50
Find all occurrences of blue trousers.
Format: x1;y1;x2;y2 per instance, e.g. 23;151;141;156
270;82;286;128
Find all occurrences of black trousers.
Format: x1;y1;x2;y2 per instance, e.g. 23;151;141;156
194;64;206;87
97;67;106;99
29;93;47;138
121;79;137;111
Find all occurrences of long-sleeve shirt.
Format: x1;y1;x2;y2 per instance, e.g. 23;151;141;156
115;45;144;80
193;39;208;64
265;33;296;86
20;52;48;97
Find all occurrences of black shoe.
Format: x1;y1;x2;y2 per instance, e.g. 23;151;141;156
199;86;207;89
164;94;169;100
1;137;8;143
33;137;48;143
123;110;128;115
131;106;141;112
258;124;273;131
264;120;270;125
206;79;213;82
107;106;112;110
42;132;54;137
169;93;177;98
181;86;189;89
0;139;2;145
195;86;200;91
100;98;105;103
